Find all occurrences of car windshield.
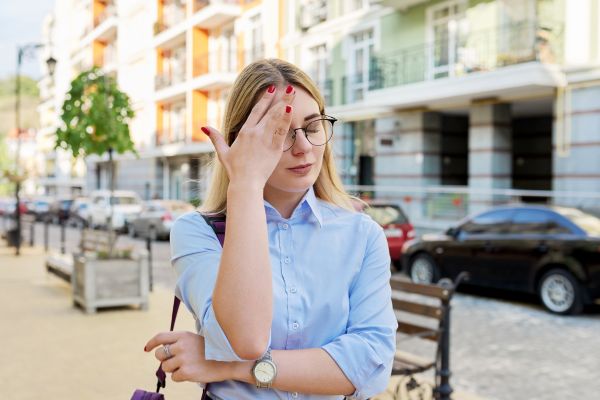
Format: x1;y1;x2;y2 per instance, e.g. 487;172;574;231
555;208;600;235
364;205;408;225
110;196;138;205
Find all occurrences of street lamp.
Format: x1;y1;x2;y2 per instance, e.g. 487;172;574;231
13;43;56;256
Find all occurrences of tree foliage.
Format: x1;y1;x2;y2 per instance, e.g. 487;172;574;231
55;67;136;158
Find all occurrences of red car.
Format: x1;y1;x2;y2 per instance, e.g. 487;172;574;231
361;202;415;270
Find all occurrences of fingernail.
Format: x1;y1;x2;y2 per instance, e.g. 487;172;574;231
144;346;147;352
286;105;292;113
267;85;275;93
286;85;293;94
201;127;210;136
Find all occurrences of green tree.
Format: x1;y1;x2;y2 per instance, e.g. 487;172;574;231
55;67;136;252
55;67;136;158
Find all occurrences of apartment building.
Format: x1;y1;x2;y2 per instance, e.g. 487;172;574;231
40;0;600;218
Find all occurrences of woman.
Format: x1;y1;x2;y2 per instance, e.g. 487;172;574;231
144;59;397;399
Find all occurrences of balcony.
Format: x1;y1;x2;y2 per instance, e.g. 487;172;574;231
371;0;428;11
329;21;565;119
192;0;241;29
94;2;117;29
190;49;237;90
369;21;562;91
154;2;187;36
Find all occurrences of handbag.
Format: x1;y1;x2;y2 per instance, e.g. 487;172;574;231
131;213;226;400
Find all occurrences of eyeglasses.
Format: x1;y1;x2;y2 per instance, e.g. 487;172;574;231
283;115;337;152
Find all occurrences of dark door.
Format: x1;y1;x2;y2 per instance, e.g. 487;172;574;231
440;209;514;285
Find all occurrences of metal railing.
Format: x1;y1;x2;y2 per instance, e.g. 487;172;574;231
368;21;564;91
193;50;238;76
155;68;186;90
346;184;600;231
93;3;116;28
155;3;186;35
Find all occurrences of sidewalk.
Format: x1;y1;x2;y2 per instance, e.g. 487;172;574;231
0;244;485;400
0;245;201;400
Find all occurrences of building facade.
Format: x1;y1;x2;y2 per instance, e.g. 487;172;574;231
40;0;600;222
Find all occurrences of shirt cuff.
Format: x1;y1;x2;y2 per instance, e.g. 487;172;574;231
322;336;385;400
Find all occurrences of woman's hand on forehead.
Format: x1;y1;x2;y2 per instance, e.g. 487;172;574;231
200;84;296;189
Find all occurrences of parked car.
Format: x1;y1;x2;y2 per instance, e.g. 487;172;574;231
128;200;195;240
69;197;91;227
87;190;143;232
47;198;74;224
402;204;600;315
359;201;415;269
29;197;52;221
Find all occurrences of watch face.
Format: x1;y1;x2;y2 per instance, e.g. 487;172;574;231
254;361;276;383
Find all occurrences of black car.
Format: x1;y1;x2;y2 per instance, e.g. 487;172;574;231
402;205;600;315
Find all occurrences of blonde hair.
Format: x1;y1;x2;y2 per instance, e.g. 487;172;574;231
200;58;356;214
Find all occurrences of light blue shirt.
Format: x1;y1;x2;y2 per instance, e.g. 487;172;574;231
170;187;397;400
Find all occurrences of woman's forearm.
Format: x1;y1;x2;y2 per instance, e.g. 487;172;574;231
231;348;355;396
212;181;273;359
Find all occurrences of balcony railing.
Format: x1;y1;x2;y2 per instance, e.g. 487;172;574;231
155;130;188;146
368;21;563;91
94;3;116;28
194;0;240;13
155;3;187;35
193;49;238;76
155;68;187;90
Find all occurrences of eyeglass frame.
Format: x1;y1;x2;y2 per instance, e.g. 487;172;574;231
283;114;338;152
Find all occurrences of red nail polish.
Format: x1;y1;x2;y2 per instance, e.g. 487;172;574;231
267;85;275;93
286;105;292;113
144;346;147;352
286;85;293;94
201;127;210;135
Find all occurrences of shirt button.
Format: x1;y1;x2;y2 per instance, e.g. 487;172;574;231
282;223;289;230
292;322;299;330
284;257;290;264
292;392;298;398
290;287;297;294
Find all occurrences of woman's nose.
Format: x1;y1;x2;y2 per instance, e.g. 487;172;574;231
292;131;312;153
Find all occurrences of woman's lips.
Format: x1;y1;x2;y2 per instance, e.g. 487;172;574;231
287;164;312;175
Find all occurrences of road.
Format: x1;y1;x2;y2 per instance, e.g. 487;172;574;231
29;221;600;400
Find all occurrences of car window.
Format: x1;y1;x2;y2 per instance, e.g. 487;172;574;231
460;209;513;235
509;209;572;235
364;205;408;225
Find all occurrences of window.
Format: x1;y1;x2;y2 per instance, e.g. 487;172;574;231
460;209;513;235
248;14;263;62
427;0;467;79
220;27;237;73
309;44;329;104
509;209;572;235
350;30;374;102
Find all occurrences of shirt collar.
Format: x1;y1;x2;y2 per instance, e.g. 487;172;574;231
263;186;324;228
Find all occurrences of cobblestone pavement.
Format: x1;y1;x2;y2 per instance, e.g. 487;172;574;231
31;222;600;400
398;279;600;400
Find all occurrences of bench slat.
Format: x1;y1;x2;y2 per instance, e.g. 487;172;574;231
390;277;449;300
392;298;443;320
397;322;439;342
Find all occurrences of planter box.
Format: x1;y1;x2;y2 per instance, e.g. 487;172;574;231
72;249;149;314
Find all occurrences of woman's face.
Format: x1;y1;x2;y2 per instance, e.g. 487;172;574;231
265;85;326;195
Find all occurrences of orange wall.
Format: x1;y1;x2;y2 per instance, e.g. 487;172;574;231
192;90;208;142
93;40;106;67
192;28;209;77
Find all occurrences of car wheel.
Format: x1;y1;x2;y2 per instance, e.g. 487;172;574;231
409;253;440;284
538;269;583;315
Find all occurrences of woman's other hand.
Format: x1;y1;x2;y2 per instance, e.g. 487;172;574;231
145;331;234;383
201;84;295;189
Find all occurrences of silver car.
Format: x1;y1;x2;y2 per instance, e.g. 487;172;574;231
128;200;195;240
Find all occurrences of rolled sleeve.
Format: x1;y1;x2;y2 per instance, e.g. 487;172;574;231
322;221;397;399
171;212;258;362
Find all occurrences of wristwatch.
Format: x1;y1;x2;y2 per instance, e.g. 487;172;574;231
252;349;277;389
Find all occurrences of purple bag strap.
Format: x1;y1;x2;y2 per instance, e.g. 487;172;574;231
154;213;226;395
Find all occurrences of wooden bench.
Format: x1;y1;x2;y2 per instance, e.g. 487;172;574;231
45;229;117;282
389;273;468;400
